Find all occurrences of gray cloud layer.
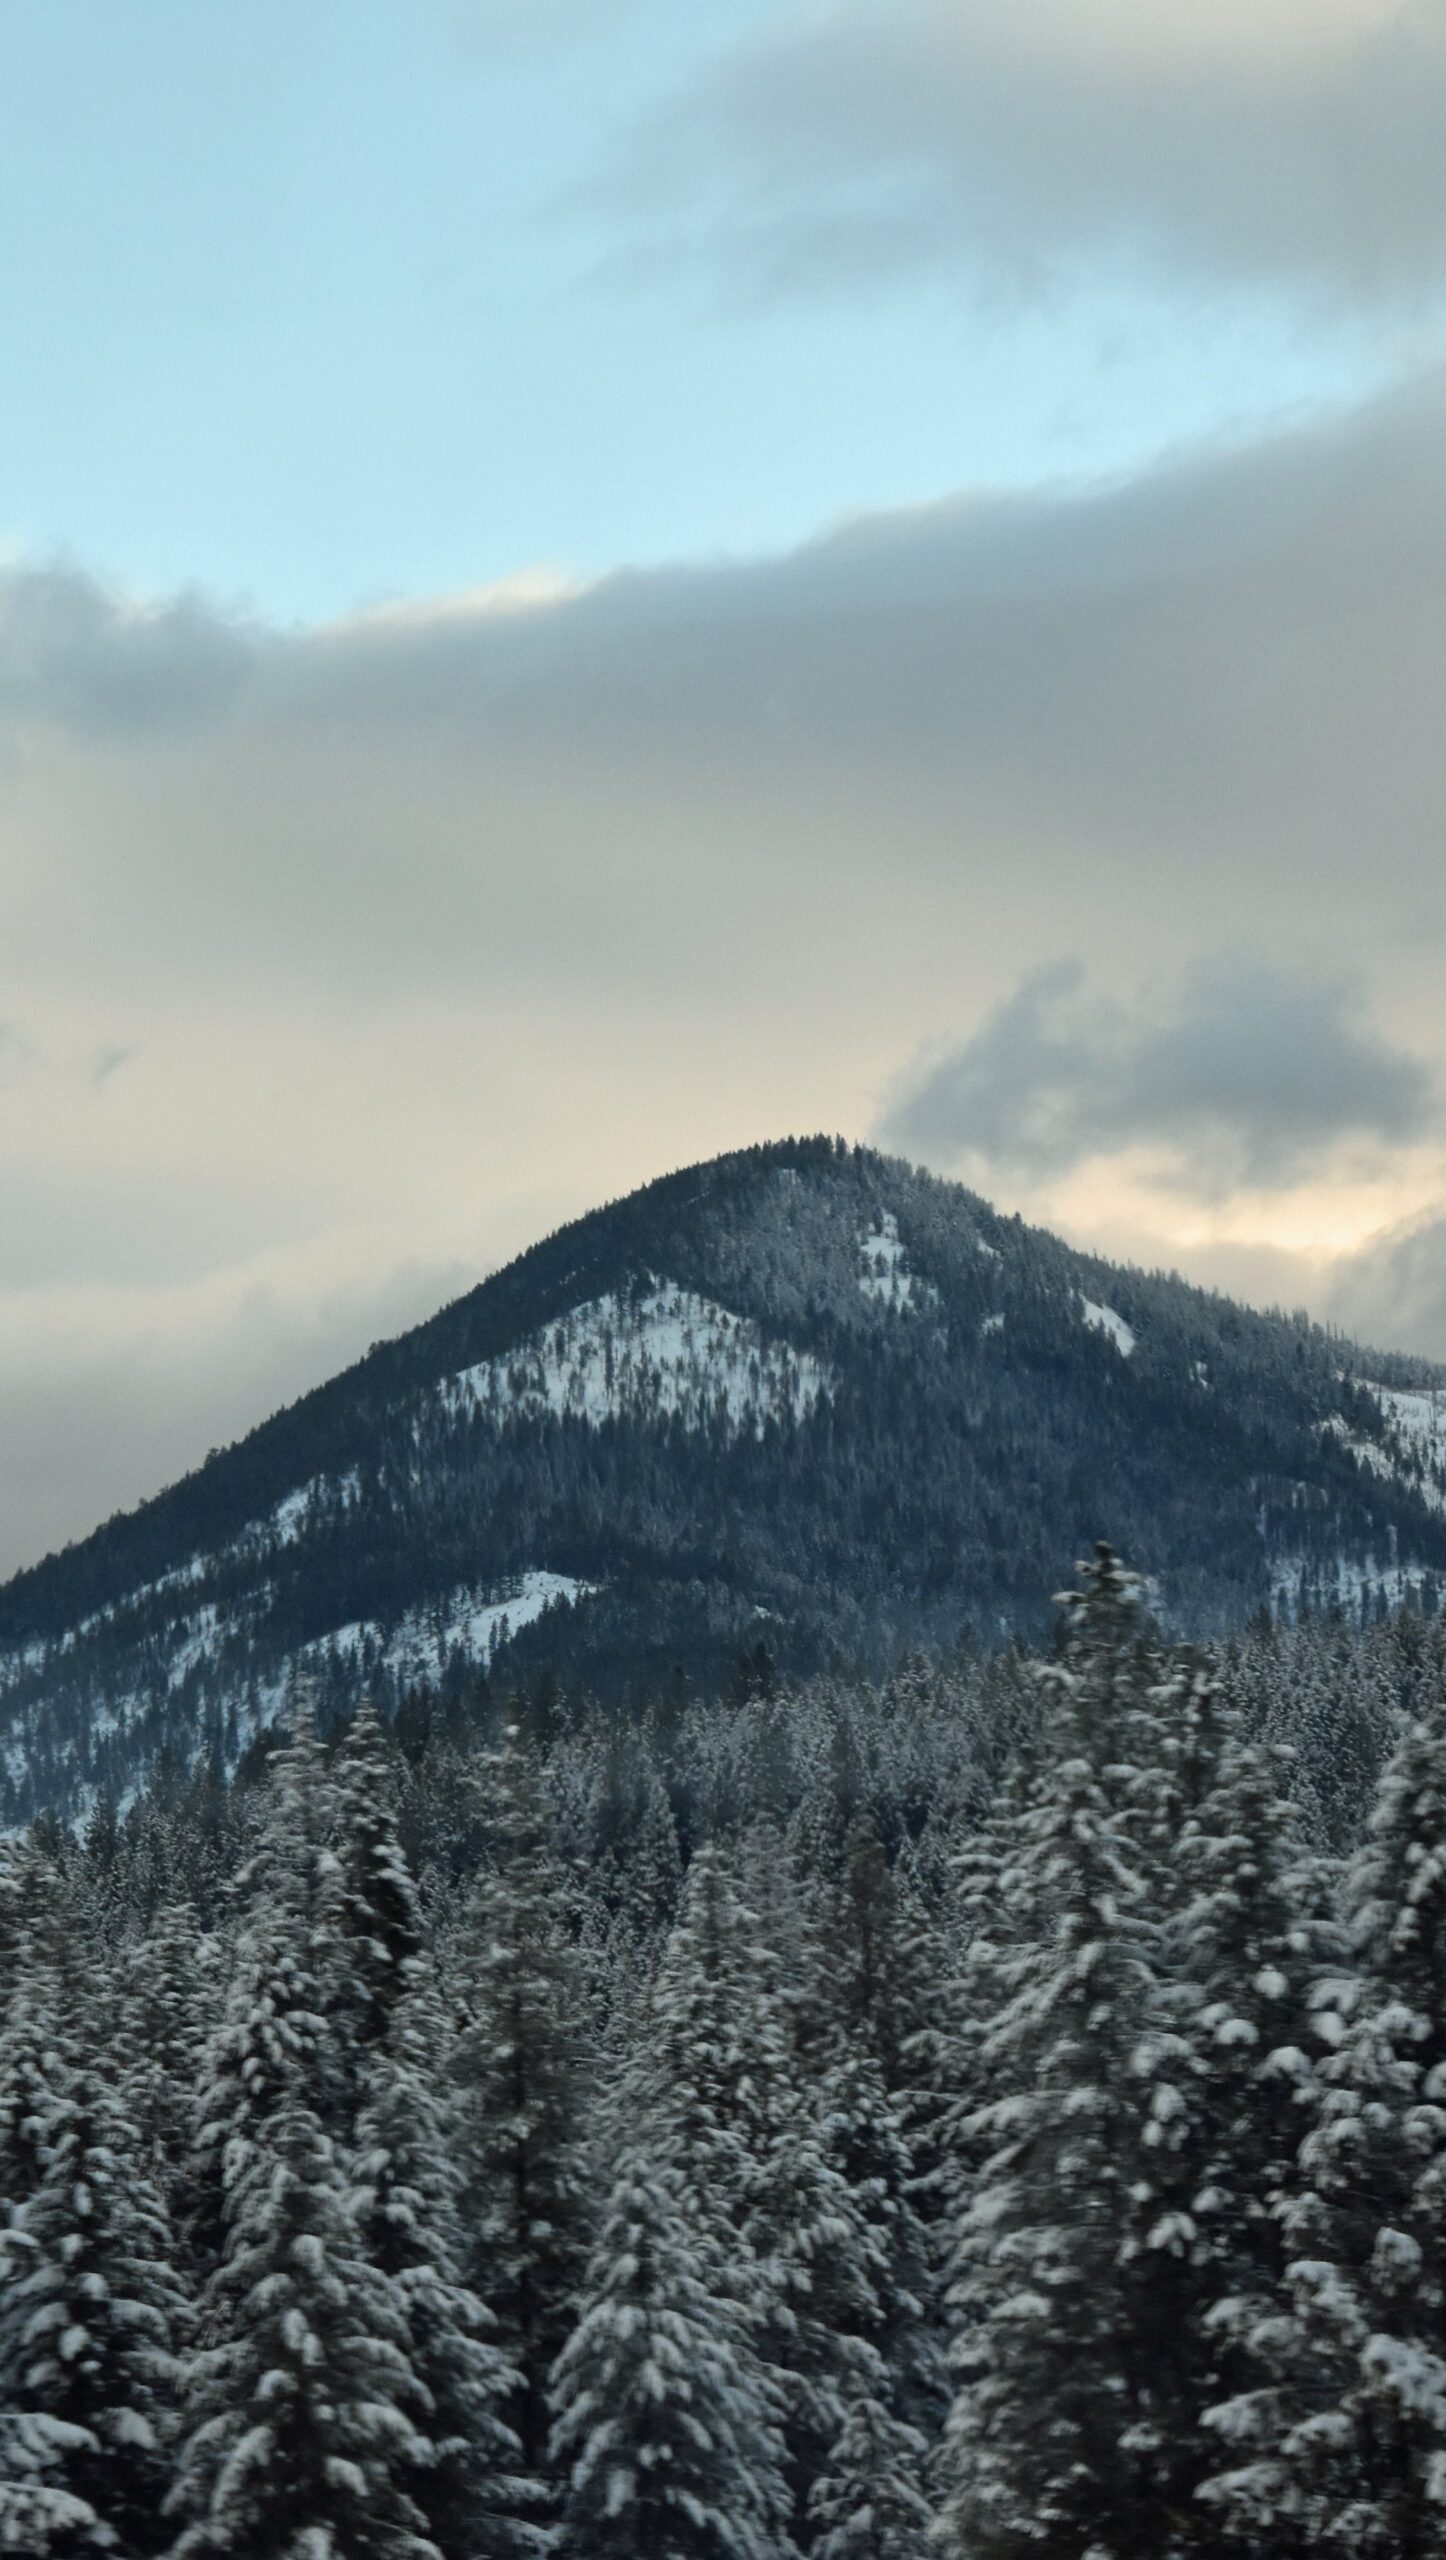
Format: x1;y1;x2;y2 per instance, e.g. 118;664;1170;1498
0;1257;472;1587
1329;1211;1446;1357
8;371;1446;1005
9;369;1446;1563
621;0;1446;305
0;566;257;740
882;960;1436;1189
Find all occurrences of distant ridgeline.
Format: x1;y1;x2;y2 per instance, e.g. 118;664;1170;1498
4;1134;1446;1826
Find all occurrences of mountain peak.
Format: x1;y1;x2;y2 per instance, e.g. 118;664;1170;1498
4;1138;1445;1827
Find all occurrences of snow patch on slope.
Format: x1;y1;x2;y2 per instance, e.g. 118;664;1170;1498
3;1570;596;1822
1268;1551;1440;1622
299;1570;593;1695
0;1471;368;1708
444;1282;831;1437
267;1470;361;1544
857;1212;939;1313
1080;1297;1136;1358
1327;1383;1446;1514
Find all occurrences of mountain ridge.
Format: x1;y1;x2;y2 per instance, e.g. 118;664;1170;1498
5;1134;1446;1826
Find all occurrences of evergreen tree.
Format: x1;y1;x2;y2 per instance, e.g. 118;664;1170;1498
816;1824;948;2436
169;2081;440;2560
645;1842;770;2217
806;2378;932;2560
1141;1715;1334;2543
0;1838;67;2236
0;2404;105;2557
1204;1705;1446;2554
936;1549;1169;2560
549;2128;785;2560
170;1715;440;2560
661;1825;908;2552
0;1944;187;2557
332;1700;424;2067
117;1899;217;2238
186;1710;345;2276
355;1959;531;2559
452;1726;591;2535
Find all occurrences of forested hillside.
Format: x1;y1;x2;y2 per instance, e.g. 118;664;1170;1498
5;1551;1446;2551
5;1138;1446;1831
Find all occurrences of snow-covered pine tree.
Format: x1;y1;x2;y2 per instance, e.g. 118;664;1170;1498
354;1955;532;2560
1122;1700;1334;2549
169;2077;440;2560
332;1699;424;2067
936;1547;1170;2560
1203;1703;1446;2554
0;1841;24;1990
816;1821;948;2436
0;2404;105;2557
801;2051;934;2560
185;1705;346;2278
548;2123;787;2560
639;1836;817;2545
688;1822;916;2554
645;1840;770;2211
169;1713;440;2560
0;1836;68;2238
452;1724;591;2536
0;1937;187;2558
0;1853;109;2559
806;2375;933;2560
117;1898;217;2249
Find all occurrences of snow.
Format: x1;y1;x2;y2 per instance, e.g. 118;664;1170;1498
443;1281;832;1437
0;1277;823;1822
314;1570;593;1692
1377;1383;1446;1463
1267;1551;1442;1622
266;1470;360;1544
0;1472;364;1706
1327;1383;1446;1514
1079;1297;1136;1358
857;1212;939;1313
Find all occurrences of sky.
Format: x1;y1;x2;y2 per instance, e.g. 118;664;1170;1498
6;0;1446;1573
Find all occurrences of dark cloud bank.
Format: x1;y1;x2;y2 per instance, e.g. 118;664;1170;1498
6;369;1446;1023
883;960;1437;1193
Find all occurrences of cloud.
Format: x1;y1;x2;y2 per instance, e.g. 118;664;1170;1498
1327;1209;1446;1358
0;565;258;741
880;960;1436;1191
614;0;1446;308
9;368;1446;1018
0;1252;476;1584
9;371;1446;1561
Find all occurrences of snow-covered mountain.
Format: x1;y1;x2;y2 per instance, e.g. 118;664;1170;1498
4;1136;1446;1826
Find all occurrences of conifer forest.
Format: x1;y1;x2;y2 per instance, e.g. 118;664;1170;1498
6;1547;1446;2556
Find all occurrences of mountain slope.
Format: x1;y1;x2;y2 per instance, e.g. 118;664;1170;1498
5;1136;1446;1826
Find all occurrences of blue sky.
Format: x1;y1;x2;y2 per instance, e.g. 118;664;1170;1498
0;0;1398;618
6;0;1446;1570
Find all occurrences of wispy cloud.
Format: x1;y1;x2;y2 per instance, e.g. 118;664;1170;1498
91;1044;135;1090
607;0;1446;310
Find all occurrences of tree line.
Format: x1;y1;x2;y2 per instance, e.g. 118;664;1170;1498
4;1551;1446;2553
